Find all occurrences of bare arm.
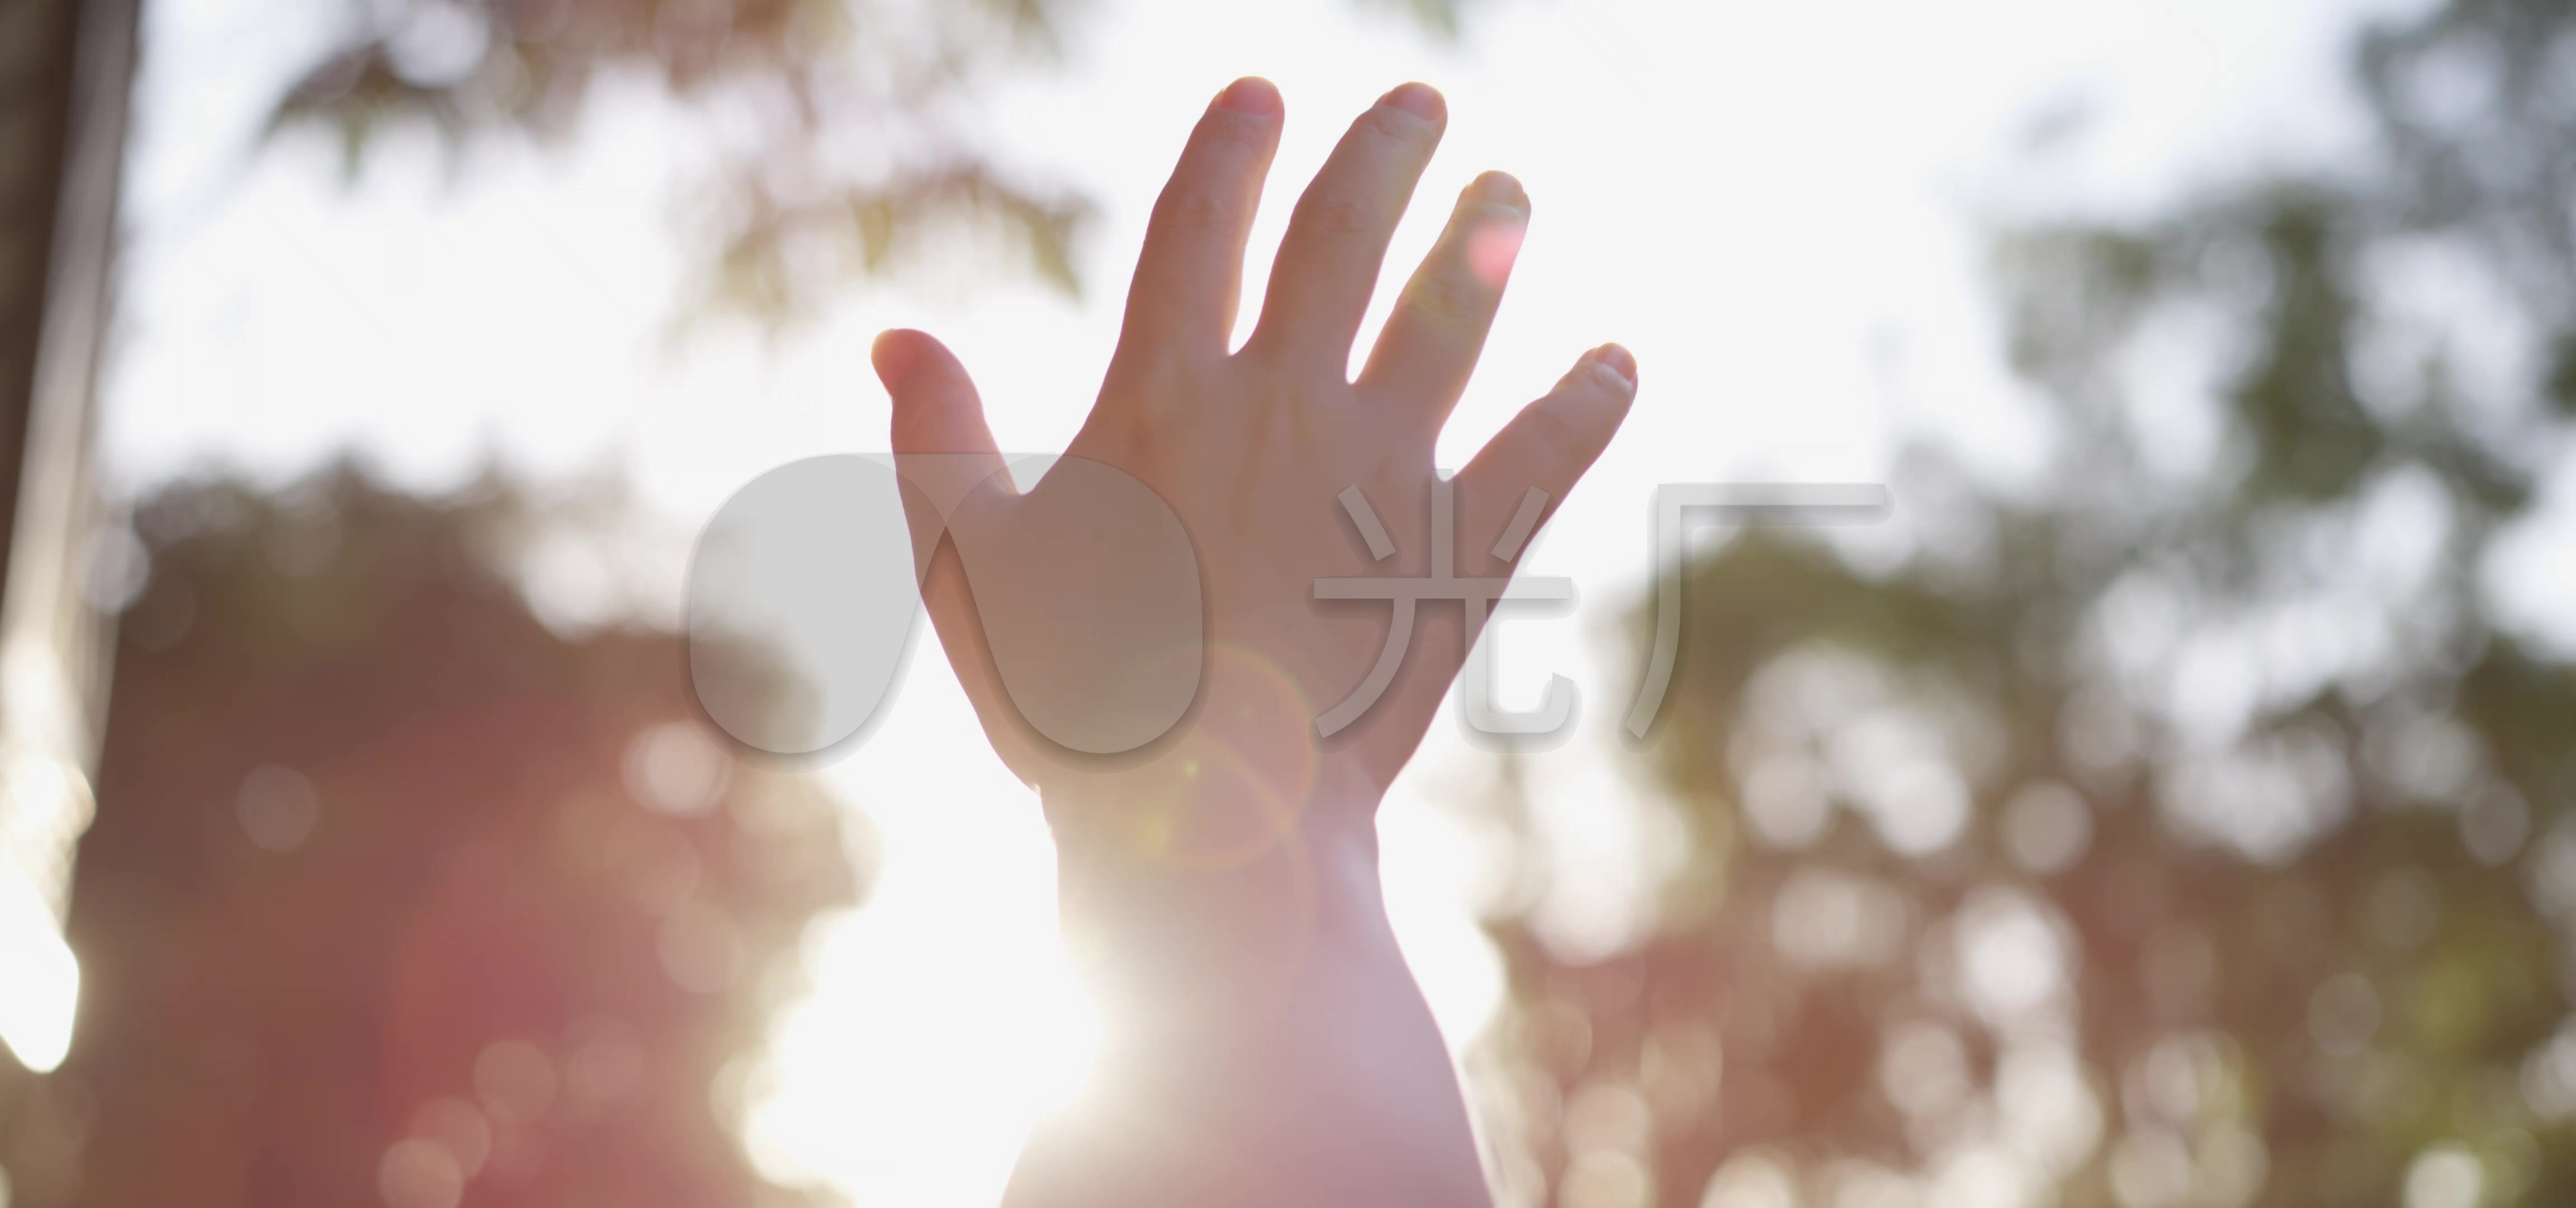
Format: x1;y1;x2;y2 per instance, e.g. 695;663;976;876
869;76;1637;1208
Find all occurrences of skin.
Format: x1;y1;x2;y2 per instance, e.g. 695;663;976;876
870;77;1636;1208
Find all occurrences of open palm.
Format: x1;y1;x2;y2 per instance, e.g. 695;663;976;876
872;78;1636;850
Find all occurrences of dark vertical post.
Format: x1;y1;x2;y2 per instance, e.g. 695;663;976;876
0;0;140;1163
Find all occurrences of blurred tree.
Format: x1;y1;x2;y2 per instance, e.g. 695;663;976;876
273;0;1093;320
269;0;1486;323
2;465;868;1208
1477;2;2576;1207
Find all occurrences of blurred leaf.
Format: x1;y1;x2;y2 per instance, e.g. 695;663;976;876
1476;3;2576;1206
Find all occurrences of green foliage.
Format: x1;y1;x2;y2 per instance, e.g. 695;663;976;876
1363;0;1483;40
269;0;1089;326
1476;2;2576;1205
266;0;1475;326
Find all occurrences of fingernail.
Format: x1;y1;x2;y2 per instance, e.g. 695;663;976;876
1377;82;1445;124
1472;171;1527;211
1214;77;1282;119
872;329;921;389
1583;343;1637;393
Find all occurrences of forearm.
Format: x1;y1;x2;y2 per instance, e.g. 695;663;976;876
1003;803;1490;1208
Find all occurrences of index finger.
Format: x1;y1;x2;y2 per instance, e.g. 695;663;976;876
1114;78;1285;369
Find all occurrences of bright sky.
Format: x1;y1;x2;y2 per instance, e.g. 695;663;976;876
102;0;2482;1204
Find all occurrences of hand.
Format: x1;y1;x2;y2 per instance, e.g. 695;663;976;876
870;77;1635;1208
871;77;1635;846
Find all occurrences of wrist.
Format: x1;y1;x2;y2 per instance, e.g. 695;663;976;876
1035;741;1385;866
1043;775;1399;1033
1046;794;1385;962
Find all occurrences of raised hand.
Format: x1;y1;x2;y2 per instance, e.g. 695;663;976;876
873;77;1633;838
869;78;1635;1208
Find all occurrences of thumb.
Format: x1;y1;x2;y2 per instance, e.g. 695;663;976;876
872;329;1026;768
874;327;1011;556
876;327;1003;463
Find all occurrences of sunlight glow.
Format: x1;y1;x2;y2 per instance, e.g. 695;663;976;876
735;653;1507;1207
0;864;79;1072
741;737;1100;1208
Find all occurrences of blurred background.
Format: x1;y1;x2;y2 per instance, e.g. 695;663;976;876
1;0;2574;1206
